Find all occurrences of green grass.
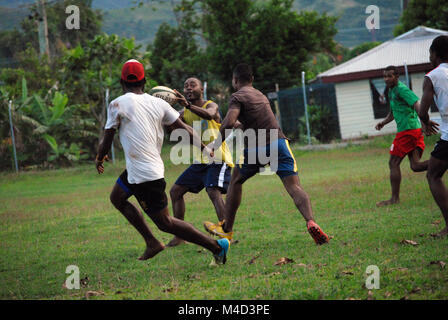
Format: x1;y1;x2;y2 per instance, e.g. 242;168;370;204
1;134;447;300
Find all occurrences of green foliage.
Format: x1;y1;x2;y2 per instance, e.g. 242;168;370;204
0;0;102;66
0;0;342;170
202;0;338;91
148;22;206;90
299;105;337;143
148;0;338;93
394;0;448;36
1;77;93;170
44;134;89;164
60;33;151;140
0;46;58;98
17;0;102;58
0;30;151;170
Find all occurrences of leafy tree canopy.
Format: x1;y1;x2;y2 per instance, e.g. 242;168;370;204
394;0;448;36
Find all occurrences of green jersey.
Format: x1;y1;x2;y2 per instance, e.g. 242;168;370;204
388;81;420;132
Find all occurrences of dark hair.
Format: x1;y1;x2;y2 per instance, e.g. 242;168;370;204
430;35;448;61
233;63;253;83
122;77;146;88
384;65;399;75
185;77;203;88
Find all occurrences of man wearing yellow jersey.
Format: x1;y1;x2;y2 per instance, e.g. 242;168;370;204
167;77;234;247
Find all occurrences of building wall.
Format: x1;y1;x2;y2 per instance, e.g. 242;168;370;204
335;79;396;140
412;71;441;119
335;72;440;140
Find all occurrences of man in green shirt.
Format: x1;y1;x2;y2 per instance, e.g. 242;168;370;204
375;65;428;206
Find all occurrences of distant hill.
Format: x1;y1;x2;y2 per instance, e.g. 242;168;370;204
0;0;403;48
101;2;176;46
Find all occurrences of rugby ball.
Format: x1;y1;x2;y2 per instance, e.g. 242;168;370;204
149;86;177;106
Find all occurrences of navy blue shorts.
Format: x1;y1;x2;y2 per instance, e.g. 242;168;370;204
175;163;232;194
237;138;298;182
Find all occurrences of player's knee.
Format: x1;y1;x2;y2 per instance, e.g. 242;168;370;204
426;170;438;184
389;159;400;169
410;162;419;172
154;214;174;233
206;187;221;200
110;192;125;209
231;173;246;186
170;185;184;201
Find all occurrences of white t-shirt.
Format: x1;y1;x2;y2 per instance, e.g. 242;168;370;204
426;63;448;141
105;92;179;184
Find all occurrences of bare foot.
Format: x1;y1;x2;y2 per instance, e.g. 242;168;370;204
166;236;187;247
138;240;165;260
430;227;448;238
376;198;399;207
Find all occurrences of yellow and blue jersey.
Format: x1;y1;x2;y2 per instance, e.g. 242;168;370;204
183;100;234;167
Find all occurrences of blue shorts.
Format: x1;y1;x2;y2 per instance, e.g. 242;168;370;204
237;138;298;182
175;163;232;194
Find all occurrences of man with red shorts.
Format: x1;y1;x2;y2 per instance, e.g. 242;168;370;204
375;65;428;206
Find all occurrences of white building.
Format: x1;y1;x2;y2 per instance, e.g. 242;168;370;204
317;26;447;140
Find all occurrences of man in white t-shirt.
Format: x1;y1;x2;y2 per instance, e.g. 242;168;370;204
417;35;448;238
95;59;230;263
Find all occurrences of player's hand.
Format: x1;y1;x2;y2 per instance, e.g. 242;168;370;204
422;120;439;136
173;89;188;107
203;145;215;162
95;155;109;174
375;122;384;131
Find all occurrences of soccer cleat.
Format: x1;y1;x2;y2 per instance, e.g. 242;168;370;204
203;220;234;240
213;238;230;265
307;220;330;245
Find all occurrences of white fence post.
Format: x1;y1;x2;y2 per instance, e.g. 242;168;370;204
301;72;311;145
8;100;19;173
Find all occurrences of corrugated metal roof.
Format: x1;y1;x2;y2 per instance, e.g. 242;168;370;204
318;26;448;78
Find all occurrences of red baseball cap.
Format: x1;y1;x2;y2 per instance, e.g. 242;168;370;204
121;59;145;82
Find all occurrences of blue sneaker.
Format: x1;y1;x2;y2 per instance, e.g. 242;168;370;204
214;238;230;265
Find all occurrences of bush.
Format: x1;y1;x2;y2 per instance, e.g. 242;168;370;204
299;104;337;143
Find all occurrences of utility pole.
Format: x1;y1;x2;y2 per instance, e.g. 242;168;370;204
8;100;19;173
274;83;282;131
36;0;50;60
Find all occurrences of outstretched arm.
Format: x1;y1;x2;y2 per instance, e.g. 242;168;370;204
375;111;394;131
95;128;115;174
417;76;439;135
166;118;212;155
213;106;240;150
173;89;219;121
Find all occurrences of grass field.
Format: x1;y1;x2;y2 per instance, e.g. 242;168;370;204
1;134;447;300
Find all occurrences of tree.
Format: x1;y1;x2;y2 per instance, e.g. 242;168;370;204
394;0;448;36
201;0;338;91
148;22;207;90
60;34;151;144
0;0;102;62
150;0;338;93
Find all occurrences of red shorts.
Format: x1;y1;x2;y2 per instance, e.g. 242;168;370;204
390;128;425;158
